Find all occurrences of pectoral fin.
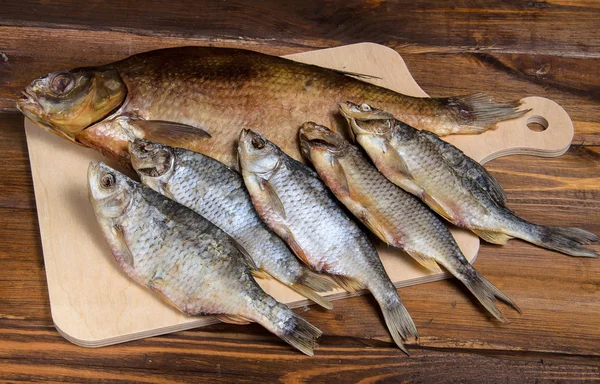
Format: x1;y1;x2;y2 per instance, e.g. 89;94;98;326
129;120;211;151
110;224;135;268
380;142;413;181
330;156;350;196
472;229;512;245
260;179;287;220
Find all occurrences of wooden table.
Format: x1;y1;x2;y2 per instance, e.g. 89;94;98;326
1;1;599;382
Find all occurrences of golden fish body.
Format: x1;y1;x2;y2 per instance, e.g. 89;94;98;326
19;47;526;168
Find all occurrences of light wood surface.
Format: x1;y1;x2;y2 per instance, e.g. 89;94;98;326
24;43;573;347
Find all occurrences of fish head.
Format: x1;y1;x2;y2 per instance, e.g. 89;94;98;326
299;122;349;160
88;162;135;219
338;101;395;140
128;139;175;186
17;67;126;144
238;129;281;177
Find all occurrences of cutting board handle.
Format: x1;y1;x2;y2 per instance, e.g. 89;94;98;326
446;96;574;165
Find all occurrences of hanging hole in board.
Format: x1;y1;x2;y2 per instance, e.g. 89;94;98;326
526;115;549;132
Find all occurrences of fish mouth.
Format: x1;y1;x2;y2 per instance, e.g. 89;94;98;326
338;101;394;121
299;122;344;152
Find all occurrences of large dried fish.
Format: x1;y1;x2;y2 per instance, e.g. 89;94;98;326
18;47;526;168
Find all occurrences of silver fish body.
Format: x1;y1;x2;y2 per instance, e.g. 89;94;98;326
128;139;336;309
238;130;418;353
87;162;322;355
299;123;520;322
339;102;598;258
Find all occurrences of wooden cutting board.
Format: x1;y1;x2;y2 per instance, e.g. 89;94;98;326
24;43;574;348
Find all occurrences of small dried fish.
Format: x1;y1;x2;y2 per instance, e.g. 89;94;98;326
128;139;337;309
299;122;520;321
88;162;322;355
238;130;418;353
339;101;598;258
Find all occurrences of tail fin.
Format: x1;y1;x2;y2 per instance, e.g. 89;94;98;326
276;312;323;356
251;296;322;356
459;271;521;322
528;225;598;258
289;270;339;310
445;93;529;134
379;298;419;355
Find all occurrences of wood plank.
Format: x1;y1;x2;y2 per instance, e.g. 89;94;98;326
0;325;599;383
1;0;599;57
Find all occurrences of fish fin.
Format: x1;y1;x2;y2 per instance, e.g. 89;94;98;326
216;314;253;325
331;156;350;196
473;229;512;245
441;93;529;134
420;192;456;224
527;225;599;257
278;313;322;356
148;278;184;313
226;234;258;270
405;250;443;273
467;167;507;206
381;143;413;181
285;233;312;267
251;269;272;280
289;283;333;310
331;68;382;80
360;210;391;243
156;181;175;201
297;270;340;293
329;275;364;293
260;179;287;220
129;120;211;150
379;297;418;354
110;224;135;267
459;270;521;322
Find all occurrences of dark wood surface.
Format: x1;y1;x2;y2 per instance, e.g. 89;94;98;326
1;1;599;382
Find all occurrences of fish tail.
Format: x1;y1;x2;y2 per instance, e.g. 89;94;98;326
516;221;599;258
369;283;418;354
252;301;322;356
459;268;521;322
289;270;340;310
443;93;529;134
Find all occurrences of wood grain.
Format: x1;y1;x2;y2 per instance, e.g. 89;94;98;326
1;0;599;381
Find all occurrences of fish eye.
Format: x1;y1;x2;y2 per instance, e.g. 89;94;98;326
251;137;265;149
50;73;75;95
100;173;116;189
360;104;372;112
142;143;155;152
